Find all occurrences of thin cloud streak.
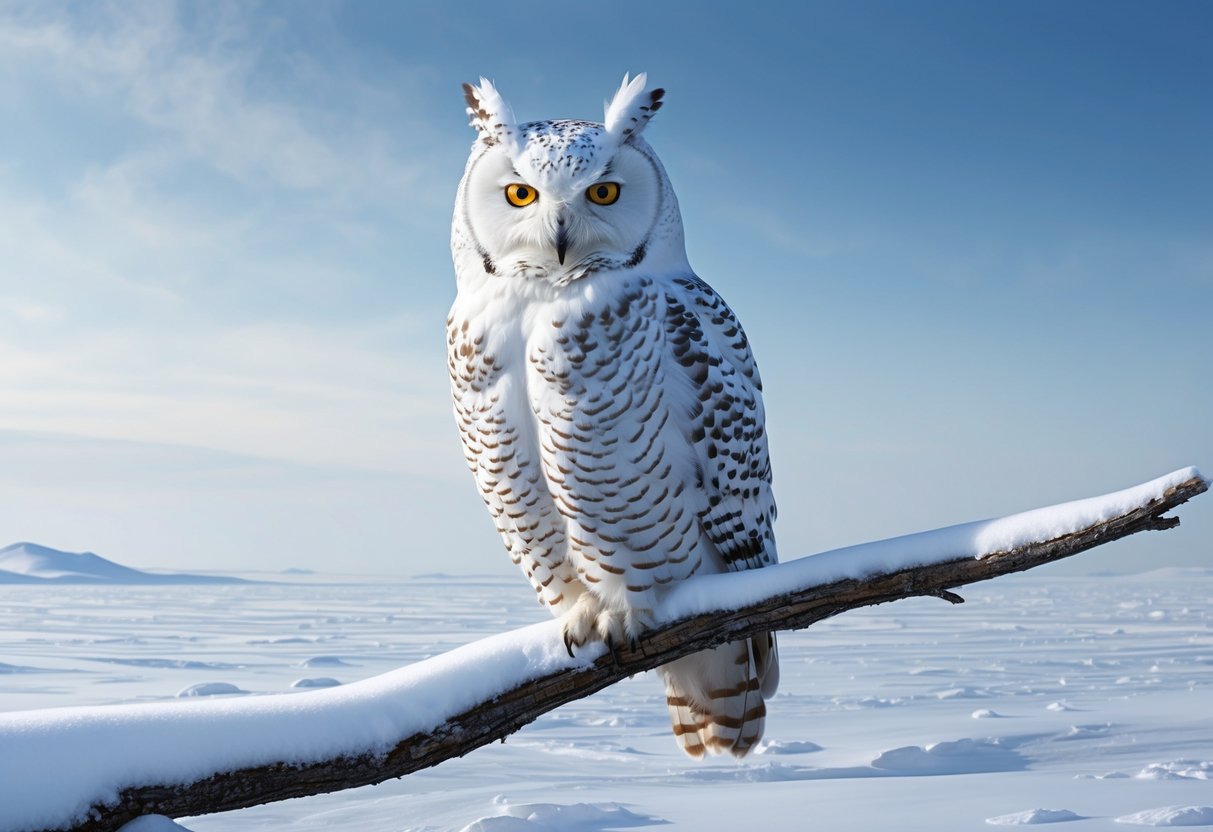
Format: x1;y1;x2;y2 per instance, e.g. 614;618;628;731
0;2;430;204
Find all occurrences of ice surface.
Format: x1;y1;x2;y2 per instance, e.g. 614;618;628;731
0;662;51;674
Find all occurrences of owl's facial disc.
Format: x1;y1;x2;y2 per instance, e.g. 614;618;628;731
494;175;634;268
465;136;660;278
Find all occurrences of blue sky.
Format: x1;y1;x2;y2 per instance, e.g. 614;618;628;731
0;0;1208;575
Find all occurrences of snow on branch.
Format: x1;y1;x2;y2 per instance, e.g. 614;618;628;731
2;468;1207;832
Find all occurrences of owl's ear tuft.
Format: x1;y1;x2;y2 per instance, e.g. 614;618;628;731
603;73;664;145
462;78;520;155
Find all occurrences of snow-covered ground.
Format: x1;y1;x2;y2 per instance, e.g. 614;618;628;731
1;566;1209;831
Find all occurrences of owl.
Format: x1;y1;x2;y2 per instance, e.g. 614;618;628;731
448;74;779;758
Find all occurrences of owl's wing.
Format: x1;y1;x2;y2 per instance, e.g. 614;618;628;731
665;275;778;572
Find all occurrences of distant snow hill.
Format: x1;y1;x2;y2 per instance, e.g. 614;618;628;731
0;542;250;585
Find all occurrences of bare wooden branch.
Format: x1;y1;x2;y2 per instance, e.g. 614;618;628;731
33;475;1208;832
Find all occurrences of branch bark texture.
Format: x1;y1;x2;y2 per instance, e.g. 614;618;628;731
29;474;1210;832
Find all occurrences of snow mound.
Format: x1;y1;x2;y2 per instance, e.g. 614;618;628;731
176;683;247;698
1114;805;1213;826
299;655;354;667
458;801;661;832
935;686;992;700
291;677;342;689
987;808;1084;825
118;816;197;831
680;740;1029;782
872;738;1026;775
972;709;1006;719
753;739;823;755
0;542;246;585
1135;761;1211;780
1075;771;1131;780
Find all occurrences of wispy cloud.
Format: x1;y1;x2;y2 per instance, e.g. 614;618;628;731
0;296;63;323
0;2;434;204
0;1;458;481
0;315;452;474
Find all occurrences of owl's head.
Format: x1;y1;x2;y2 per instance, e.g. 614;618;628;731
452;74;687;286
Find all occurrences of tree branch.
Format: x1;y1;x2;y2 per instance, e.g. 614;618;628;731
12;471;1208;832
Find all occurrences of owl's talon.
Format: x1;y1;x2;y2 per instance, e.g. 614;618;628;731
606;630;630;665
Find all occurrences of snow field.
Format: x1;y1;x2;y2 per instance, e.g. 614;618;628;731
0;468;1207;830
0;567;1209;831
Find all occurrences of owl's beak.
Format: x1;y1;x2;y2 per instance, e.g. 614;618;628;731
554;212;570;265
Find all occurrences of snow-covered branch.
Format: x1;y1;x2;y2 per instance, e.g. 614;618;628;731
2;468;1206;832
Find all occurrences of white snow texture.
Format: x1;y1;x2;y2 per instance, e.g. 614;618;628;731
0;466;1206;832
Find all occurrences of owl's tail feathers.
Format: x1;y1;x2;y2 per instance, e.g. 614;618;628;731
660;633;779;758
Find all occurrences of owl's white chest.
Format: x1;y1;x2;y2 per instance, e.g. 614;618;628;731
448;273;709;615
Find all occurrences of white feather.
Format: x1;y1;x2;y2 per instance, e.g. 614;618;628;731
603;72;661;142
465;77;520;156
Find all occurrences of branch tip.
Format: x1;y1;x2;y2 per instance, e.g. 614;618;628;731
1146;515;1181;531
929;589;966;605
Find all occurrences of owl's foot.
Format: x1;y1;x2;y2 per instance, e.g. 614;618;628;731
560;593;653;657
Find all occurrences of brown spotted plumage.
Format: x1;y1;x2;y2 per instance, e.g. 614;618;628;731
449;74;779;757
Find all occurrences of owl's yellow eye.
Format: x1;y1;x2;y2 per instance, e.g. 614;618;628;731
505;183;538;207
586;182;620;206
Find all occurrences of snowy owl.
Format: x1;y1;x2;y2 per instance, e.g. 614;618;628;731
447;74;779;757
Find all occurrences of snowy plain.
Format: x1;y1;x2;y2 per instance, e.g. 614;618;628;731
0;469;1209;832
1;569;1210;830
